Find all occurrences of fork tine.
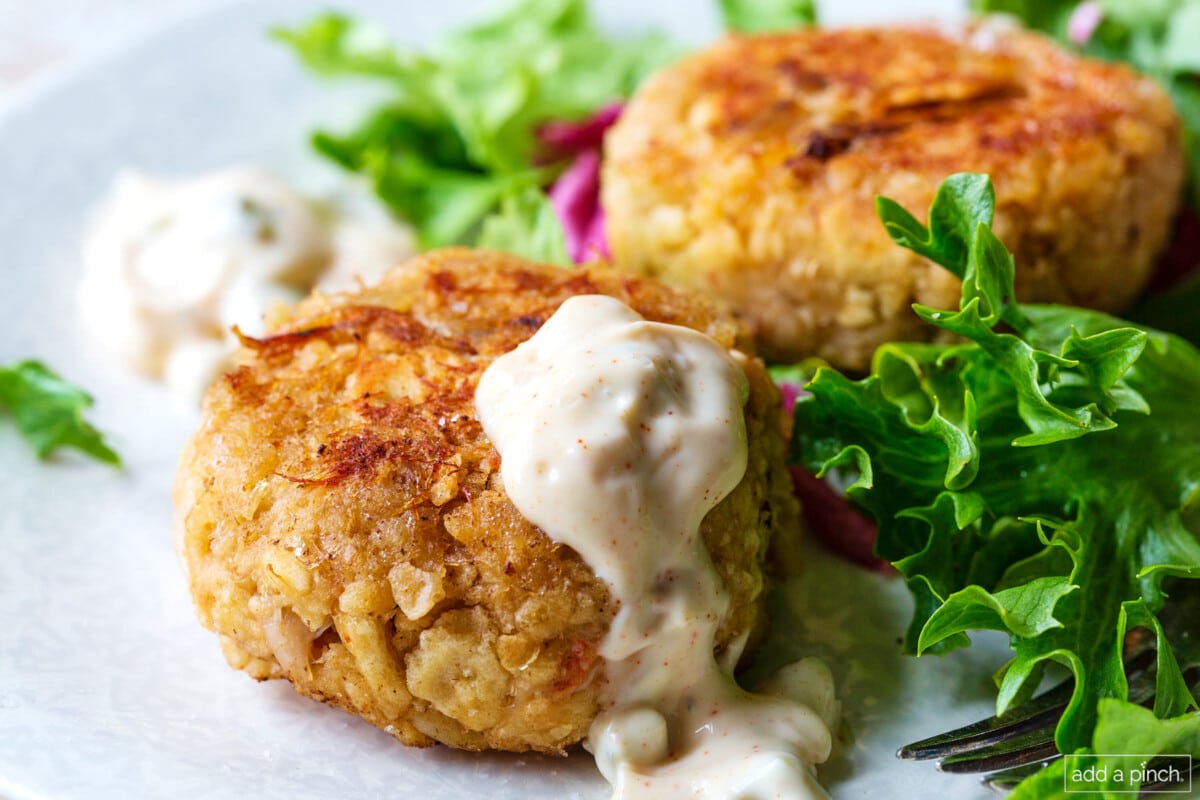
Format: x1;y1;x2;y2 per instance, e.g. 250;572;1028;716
897;680;1072;760
901;583;1200;788
935;726;1058;774
1140;756;1200;794
930;657;1184;775
979;749;1200;794
898;647;1157;762
980;761;1056;792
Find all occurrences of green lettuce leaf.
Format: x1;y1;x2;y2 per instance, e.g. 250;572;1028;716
791;173;1200;790
275;0;674;249
718;0;817;32
1009;700;1200;799
968;0;1077;36
477;187;570;265
0;361;119;465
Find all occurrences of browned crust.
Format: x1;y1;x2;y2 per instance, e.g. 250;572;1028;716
603;23;1186;369
175;248;798;753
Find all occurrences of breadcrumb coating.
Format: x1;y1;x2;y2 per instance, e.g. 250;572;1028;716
603;23;1185;369
174;248;799;753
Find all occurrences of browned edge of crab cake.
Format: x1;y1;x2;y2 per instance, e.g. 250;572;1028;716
603;23;1185;370
173;247;800;754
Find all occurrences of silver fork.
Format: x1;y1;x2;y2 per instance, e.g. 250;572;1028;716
896;587;1200;792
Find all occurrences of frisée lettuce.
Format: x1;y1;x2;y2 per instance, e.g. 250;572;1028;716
790;173;1200;793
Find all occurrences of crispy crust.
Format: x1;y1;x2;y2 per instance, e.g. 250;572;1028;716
174;248;799;753
603;23;1185;369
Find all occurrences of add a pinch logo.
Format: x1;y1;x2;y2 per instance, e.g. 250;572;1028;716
1064;754;1194;794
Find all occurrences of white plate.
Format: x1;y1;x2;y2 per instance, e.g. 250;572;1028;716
0;1;1020;798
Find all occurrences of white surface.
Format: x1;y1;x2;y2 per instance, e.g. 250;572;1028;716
0;1;1013;798
0;0;226;108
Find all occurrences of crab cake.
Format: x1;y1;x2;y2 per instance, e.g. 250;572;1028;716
603;24;1185;369
174;248;798;754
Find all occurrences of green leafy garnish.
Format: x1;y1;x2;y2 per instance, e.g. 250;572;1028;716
791;173;1200;790
0;361;119;465
275;0;674;250
1009;700;1200;798
972;0;1200;210
477;187;570;265
718;0;817;33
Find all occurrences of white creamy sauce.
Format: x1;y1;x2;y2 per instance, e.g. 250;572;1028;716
79;166;414;403
475;295;833;800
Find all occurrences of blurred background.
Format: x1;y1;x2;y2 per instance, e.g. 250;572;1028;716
0;0;970;110
0;0;221;107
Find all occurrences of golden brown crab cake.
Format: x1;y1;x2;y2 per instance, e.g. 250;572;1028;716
603;23;1185;370
174;248;798;754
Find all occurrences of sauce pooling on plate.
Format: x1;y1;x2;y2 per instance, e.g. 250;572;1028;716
475;295;832;800
79;166;413;403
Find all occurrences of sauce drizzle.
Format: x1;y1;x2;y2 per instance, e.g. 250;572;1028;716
476;295;832;800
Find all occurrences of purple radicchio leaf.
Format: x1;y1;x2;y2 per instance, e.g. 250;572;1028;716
539;103;624;263
1067;2;1102;45
778;381;807;416
779;379;888;571
548;148;610;263
537;102;624;157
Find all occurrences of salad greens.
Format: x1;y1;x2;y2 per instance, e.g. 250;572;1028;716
979;1;1200;350
0;360;119;465
1009;584;1200;797
792;173;1200;795
477;187;570;265
274;0;673;252
718;0;817;33
1008;700;1200;798
278;3;1198;791
278;0;821;259
972;0;1200;211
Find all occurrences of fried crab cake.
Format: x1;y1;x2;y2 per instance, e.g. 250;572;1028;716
603;23;1185;369
174;248;799;754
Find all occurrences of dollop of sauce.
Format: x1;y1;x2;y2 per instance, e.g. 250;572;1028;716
79;166;413;403
475;295;833;800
